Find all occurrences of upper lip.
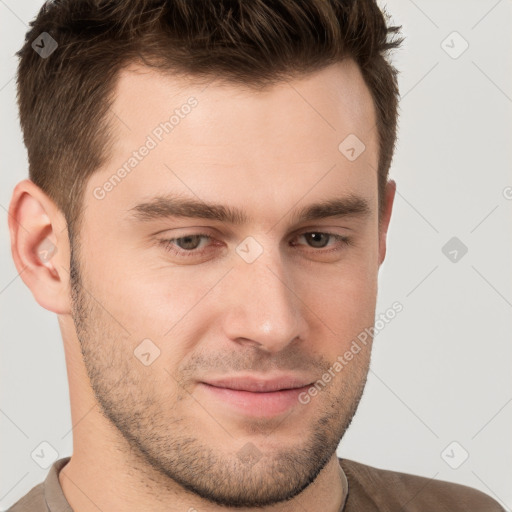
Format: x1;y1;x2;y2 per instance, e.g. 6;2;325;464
202;375;314;392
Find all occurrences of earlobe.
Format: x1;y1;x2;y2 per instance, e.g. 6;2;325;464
8;179;72;314
378;179;396;266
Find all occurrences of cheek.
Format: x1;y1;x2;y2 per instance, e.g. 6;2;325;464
88;248;225;344
298;266;377;330
298;233;378;302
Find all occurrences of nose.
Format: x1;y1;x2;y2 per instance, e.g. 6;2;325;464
221;247;307;354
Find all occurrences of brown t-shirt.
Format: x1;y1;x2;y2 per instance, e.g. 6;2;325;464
6;456;505;511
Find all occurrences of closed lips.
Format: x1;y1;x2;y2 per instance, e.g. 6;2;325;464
201;376;314;392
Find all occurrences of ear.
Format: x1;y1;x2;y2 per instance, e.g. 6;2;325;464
378;179;396;266
8;179;72;314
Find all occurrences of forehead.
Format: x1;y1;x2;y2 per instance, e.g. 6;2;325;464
86;60;379;228
109;59;377;144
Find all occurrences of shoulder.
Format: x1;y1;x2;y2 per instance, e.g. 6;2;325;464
5;457;71;512
5;482;46;512
339;458;505;512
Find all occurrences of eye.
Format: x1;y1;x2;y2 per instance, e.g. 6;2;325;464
158;231;352;259
159;233;214;257
292;232;352;252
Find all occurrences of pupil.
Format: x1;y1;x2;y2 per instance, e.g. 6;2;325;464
308;233;328;248
179;235;200;250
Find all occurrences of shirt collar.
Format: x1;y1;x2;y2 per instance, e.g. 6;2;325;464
44;457;73;512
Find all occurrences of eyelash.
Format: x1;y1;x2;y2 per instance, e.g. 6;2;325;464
158;231;353;258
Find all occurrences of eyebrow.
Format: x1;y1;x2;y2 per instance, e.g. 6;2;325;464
126;193;371;226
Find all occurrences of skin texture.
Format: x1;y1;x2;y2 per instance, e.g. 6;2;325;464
8;58;395;512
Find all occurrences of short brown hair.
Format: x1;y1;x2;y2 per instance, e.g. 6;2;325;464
16;0;402;241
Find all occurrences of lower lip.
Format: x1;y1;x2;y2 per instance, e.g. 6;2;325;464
199;383;311;418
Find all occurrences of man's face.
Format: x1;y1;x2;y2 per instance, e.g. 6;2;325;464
70;59;384;507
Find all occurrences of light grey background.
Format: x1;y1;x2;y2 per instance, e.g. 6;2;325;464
1;0;511;510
